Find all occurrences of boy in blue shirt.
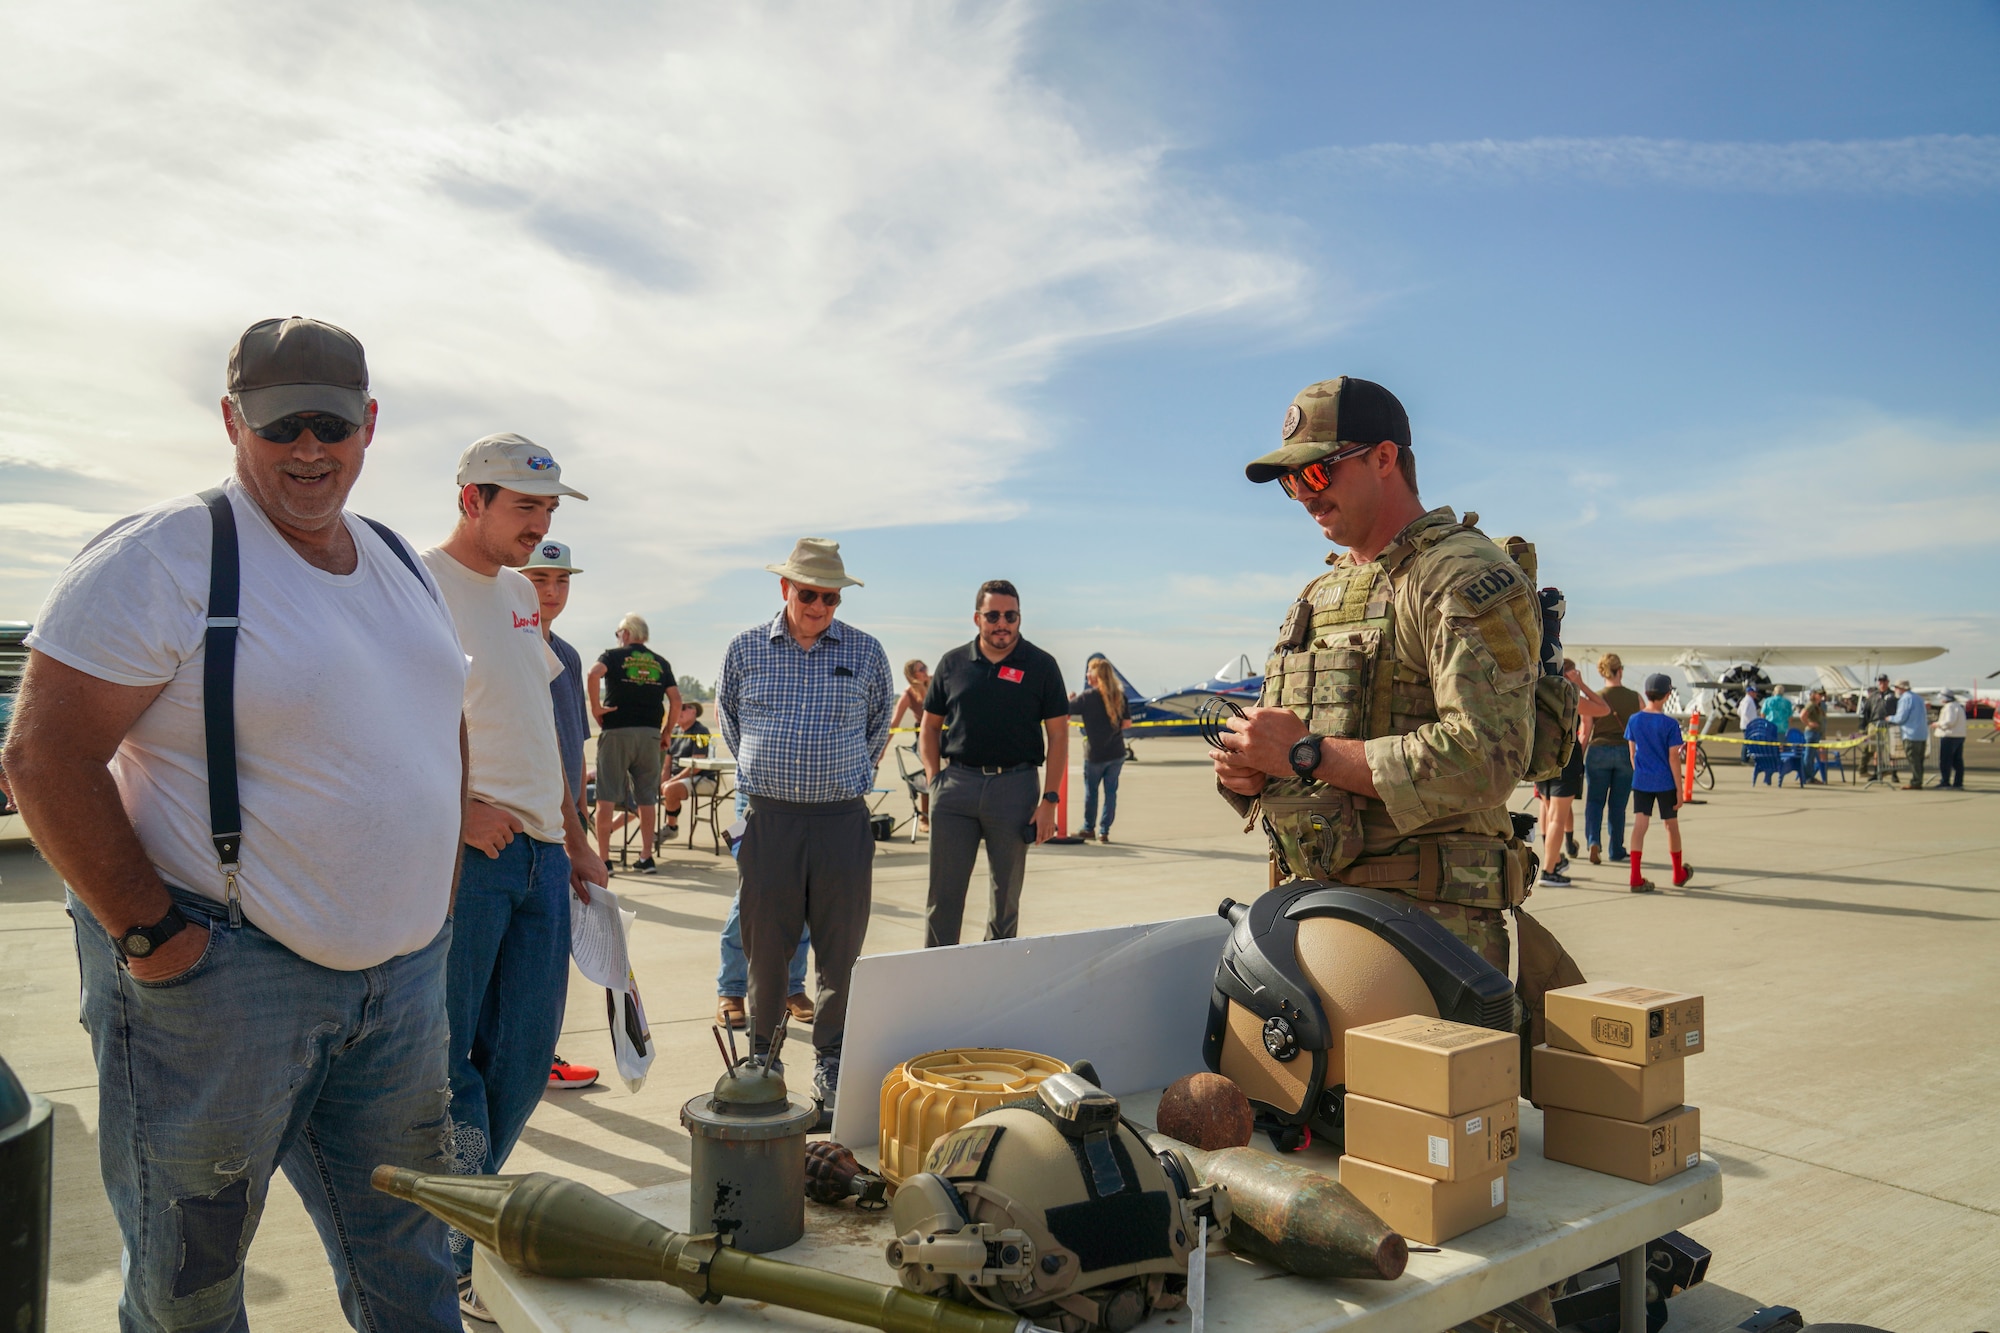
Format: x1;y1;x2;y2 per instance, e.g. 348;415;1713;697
1626;673;1694;893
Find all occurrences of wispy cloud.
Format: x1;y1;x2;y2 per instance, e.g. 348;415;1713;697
1297;134;2000;194
0;1;1302;624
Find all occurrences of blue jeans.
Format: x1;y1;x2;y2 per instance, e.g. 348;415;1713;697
1083;757;1125;834
717;891;808;997
446;838;572;1275
1583;746;1633;858
72;886;458;1332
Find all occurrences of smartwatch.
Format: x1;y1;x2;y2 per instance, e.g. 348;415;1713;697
115;904;191;961
1288;735;1325;780
1042;791;1061;805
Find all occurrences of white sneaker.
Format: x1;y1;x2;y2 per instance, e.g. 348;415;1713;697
458;1275;494;1324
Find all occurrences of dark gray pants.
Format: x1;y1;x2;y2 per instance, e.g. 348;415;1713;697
738;796;872;1058
1904;739;1927;788
925;765;1039;947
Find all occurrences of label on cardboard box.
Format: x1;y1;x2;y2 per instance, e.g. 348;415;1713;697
1542;1104;1702;1185
1531;1044;1686;1122
1338;1155;1508;1246
1344;1016;1519;1116
1546;982;1705;1067
1343;1093;1520;1182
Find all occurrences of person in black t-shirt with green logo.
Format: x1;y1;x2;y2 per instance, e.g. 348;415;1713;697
588;612;680;873
920;579;1068;946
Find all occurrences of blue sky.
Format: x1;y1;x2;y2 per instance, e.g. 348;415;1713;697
3;2;1995;697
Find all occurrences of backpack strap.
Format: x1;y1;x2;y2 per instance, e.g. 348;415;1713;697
197;488;245;926
357;516;433;597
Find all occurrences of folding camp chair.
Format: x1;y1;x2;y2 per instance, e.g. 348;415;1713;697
893;741;931;843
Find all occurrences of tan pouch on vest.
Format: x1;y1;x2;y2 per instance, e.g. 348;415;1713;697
1258;787;1365;882
1524;674;1581;782
1512;906;1587;1103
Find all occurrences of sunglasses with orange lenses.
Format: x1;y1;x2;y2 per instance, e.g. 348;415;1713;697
1277;441;1379;499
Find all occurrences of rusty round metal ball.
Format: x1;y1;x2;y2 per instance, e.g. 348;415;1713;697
1156;1072;1255;1150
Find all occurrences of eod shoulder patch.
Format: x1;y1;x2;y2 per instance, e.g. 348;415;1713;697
1448;562;1523;615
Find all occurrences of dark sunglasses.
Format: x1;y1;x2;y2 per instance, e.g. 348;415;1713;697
794;588;841;607
1277;440;1380;499
980;609;1020;624
253;413;360;444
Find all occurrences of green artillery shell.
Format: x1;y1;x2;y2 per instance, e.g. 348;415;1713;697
370;1166;1028;1333
1143;1134;1409;1280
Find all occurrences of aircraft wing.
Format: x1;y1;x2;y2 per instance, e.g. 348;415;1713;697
1566;644;1947;670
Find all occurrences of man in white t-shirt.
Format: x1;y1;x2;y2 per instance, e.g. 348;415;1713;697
419;433;607;1319
3;317;468;1330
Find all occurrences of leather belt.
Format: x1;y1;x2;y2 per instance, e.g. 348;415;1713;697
950;761;1037;776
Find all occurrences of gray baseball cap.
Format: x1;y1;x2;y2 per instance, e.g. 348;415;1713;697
455;433;588;500
524;539;583;573
227;317;370;429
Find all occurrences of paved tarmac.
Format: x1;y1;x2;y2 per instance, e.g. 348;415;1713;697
4;731;1997;1331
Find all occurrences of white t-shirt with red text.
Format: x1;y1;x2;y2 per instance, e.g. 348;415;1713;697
419;548;568;845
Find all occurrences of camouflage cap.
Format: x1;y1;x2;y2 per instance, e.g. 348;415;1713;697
1245;376;1412;483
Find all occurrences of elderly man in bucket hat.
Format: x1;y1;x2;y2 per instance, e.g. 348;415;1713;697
716;538;892;1125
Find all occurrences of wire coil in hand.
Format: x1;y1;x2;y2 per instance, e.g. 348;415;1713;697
1197;695;1250;749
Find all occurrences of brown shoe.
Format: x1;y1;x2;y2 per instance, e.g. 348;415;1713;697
786;992;815;1023
1588;843;1602;865
1629;879;1656;894
716;995;747;1029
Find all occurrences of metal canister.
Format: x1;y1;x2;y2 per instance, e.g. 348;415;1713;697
681;1040;818;1253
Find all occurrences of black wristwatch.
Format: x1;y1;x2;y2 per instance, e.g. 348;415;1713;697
115;904;191;961
1288;735;1325;780
1042;790;1060;804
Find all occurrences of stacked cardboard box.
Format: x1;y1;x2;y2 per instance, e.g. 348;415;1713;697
1338;1015;1520;1245
1538;982;1705;1185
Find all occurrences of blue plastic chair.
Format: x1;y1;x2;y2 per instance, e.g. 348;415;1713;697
1743;718;1783;784
1776;728;1807;787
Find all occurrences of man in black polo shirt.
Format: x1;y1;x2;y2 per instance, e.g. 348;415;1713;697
920;579;1069;947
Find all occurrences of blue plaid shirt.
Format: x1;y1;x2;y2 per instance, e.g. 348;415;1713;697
717;610;892;802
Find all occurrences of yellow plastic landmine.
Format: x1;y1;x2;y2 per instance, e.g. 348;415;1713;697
877;1049;1070;1185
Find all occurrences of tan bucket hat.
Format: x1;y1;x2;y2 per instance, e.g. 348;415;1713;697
765;537;863;589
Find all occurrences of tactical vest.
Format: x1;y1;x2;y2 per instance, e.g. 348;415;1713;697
1253;522;1533;911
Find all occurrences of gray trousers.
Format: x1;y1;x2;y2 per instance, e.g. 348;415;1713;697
925;765;1039;947
738;796;872;1057
1904;739;1927;788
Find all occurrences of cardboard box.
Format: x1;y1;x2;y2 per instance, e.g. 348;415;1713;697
1543;1105;1702;1185
1343;1093;1520;1182
1338;1155;1508;1245
1546;982;1705;1067
1344;1016;1518;1117
1532;1044;1686;1122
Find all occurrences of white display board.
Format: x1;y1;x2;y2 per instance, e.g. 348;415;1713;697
829;914;1232;1146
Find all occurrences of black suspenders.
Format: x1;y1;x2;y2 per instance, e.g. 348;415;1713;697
196;488;429;925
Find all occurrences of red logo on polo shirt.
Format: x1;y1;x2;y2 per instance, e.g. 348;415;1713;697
998;666;1025;683
512;611;540;630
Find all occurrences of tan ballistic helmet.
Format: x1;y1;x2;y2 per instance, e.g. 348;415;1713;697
886;1074;1224;1332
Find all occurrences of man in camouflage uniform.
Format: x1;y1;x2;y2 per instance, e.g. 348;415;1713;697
1211;375;1541;970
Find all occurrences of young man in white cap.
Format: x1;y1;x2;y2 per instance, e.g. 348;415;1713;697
5;317;467;1329
420;434;608;1319
520;538;600;1091
716;538;892;1124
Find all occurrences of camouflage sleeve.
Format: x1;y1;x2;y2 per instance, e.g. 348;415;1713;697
1365;555;1539;833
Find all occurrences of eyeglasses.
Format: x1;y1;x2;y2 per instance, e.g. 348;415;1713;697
794;588;841;607
1277;441;1380;499
980;609;1020;624
252;414;360;444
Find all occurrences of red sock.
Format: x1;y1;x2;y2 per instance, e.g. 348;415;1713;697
1671;851;1684;878
1629;853;1643;887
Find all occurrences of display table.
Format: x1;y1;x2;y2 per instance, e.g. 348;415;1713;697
474;1092;1720;1333
680;757;736;854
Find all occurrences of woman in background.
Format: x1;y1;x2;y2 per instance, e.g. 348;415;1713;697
890;659;932;831
1069;656;1133;843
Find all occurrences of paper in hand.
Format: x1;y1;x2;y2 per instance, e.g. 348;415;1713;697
569;883;629;989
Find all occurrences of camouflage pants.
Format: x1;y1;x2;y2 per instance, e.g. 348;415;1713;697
1409;898;1510;972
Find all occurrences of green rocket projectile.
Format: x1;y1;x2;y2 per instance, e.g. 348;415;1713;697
371;1165;1036;1333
